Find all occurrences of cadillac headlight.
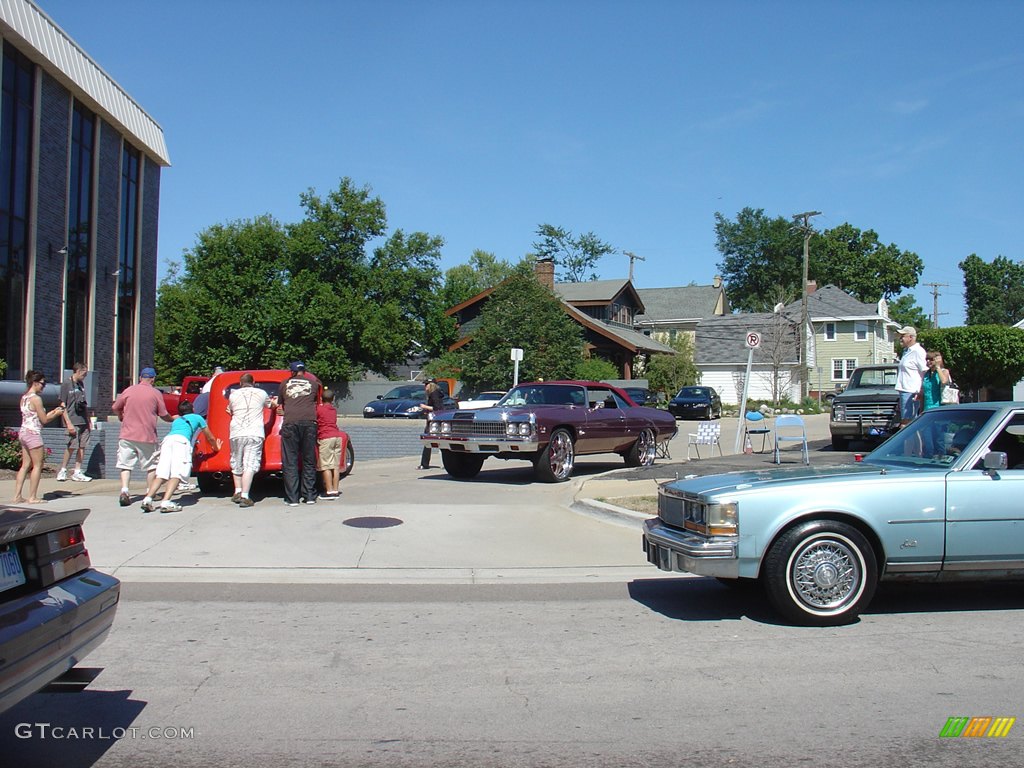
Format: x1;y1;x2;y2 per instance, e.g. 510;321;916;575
440;421;451;435
428;421;440;435
506;422;519;437
706;502;738;535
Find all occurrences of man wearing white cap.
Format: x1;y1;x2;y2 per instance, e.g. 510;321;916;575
895;326;927;426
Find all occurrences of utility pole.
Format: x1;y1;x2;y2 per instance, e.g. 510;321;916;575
792;211;821;401
624;250;645;282
923;282;949;328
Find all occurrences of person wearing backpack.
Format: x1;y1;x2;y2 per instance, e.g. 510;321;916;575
140;400;221;513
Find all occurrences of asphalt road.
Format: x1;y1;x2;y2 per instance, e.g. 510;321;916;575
1;580;1021;767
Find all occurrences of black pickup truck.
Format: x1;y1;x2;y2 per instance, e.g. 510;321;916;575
828;364;900;450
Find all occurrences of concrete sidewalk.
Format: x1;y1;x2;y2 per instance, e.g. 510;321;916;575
0;413;840;585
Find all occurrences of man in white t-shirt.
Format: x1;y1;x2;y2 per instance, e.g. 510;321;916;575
895;326;928;427
227;373;269;507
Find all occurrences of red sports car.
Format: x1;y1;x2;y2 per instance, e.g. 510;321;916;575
192;369;354;492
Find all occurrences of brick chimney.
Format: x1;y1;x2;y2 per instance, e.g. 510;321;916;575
806;279;817;295
713;275;722;289
535;257;555;291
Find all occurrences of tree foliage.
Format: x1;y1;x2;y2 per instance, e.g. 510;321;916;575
155;178;454;384
575;357;620;382
448;265;584;391
959;254;1024;326
714;208;922;311
810;224;923;303
643;334;699;398
919;325;1024;398
887;294;932;332
440;249;517;310
532;223;614;282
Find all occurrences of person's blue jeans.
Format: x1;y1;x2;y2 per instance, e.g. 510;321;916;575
899;391;918;422
281;421;318;504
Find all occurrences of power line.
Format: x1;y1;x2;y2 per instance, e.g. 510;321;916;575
792;211;821;399
624;251;645;281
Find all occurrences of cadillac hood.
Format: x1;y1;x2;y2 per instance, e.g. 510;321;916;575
659;462;917;499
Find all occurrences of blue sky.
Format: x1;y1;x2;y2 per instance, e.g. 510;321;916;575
44;0;1024;326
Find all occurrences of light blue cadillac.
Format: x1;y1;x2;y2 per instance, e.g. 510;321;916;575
643;403;1024;626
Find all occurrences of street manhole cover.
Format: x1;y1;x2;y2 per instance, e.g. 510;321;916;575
343;516;404;529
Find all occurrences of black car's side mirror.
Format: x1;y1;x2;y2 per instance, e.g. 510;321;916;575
377;394;384;400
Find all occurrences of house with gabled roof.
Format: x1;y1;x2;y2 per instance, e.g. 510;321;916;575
446;260;675;379
634;277;730;345
781;283;900;399
693;313;801;405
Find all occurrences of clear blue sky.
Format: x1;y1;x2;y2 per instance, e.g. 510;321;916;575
44;0;1024;326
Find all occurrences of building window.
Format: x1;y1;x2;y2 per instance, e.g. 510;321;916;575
832;358;857;381
854;322;868;341
116;144;140;393
64;103;95;370
823;322;836;341
0;46;34;380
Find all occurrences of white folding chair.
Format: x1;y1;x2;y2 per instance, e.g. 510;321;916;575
687;422;722;460
773;414;809;465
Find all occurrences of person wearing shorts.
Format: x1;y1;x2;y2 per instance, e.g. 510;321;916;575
316;388;344;499
141;400;221;513
227;372;269;508
112;366;175;506
13;370;65;504
57;362;92;482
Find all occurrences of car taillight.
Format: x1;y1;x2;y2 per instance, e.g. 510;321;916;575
22;524;90;587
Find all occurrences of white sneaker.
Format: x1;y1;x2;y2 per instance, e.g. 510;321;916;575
71;470;92;482
177;481;197;491
56;468;68;482
160;501;182;513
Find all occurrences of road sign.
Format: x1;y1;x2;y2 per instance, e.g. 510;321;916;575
745;331;762;350
510;348;523;361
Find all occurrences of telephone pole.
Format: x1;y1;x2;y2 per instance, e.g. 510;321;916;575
923;282;949;328
624;251;645;281
792;211;821;400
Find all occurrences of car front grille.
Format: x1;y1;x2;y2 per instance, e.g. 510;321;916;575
839;401;898;424
447;420;508;439
659;492;706;529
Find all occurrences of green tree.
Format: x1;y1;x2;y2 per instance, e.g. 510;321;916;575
155;178;451;383
643;334;699;398
715;209;923;311
575;357;619;381
532;223;614;282
810;224;923;302
714;208;804;312
454;264;584;390
959;254;1024;326
440;249;517;309
887;295;932;332
919;325;1024;399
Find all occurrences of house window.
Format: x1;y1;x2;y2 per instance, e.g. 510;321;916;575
824;323;836;341
854;322;868;341
833;358;857;381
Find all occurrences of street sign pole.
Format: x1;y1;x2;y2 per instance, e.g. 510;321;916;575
510;348;523;387
734;332;761;453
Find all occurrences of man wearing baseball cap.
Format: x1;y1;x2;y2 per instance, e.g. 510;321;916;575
276;361;321;506
111;367;175;507
895;326;927;427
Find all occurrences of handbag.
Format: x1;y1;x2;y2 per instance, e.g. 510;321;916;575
941;379;960;405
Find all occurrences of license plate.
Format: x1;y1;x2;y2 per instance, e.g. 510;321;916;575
0;545;27;593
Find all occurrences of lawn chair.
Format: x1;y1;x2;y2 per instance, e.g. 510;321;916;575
773;414;809;465
687;421;722;460
743;411;771;453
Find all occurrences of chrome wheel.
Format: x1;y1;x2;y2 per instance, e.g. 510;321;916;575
536;428;575;482
763;521;877;626
625;428;656;467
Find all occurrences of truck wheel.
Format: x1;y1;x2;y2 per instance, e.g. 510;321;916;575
441;451;484;479
624;428;656;467
535;428;575;482
830;435;848;451
763;520;877;626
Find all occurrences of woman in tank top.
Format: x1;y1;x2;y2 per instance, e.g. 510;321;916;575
13;370;65;504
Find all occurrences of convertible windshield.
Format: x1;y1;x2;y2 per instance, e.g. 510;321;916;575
383;385;423;399
500;384;586;407
866;407;997;468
